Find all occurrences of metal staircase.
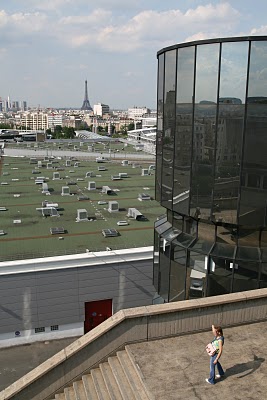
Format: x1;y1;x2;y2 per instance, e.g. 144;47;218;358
52;346;152;400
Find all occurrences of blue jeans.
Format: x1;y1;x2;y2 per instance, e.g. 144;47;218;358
208;353;224;384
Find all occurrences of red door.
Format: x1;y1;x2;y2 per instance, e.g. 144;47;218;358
84;299;112;334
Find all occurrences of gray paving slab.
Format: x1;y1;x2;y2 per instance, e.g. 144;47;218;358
128;321;267;400
0;337;79;391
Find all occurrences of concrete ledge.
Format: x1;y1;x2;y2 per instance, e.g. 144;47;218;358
1;288;267;400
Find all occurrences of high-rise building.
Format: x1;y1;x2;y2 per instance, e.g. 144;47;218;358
153;36;267;304
20;100;27;111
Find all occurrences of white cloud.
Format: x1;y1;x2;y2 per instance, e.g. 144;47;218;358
185;32;218;43
56;3;240;52
0;3;241;53
0;9;47;34
250;25;267;35
28;0;72;12
60;9;111;25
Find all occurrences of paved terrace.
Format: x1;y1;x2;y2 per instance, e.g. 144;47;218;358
1;289;266;400
129;321;267;400
1;321;266;399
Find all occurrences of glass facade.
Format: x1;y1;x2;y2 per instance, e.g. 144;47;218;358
154;36;267;302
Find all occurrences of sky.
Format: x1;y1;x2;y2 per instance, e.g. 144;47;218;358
1;0;267;109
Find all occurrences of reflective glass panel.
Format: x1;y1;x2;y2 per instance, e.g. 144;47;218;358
153;231;160;291
213;42;248;224
173;212;183;231
207;256;233;296
261;230;267;248
259;262;267;288
175;232;195;248
189;239;213;254
186;251;207;299
236;246;260;261
156;54;164;201
169;245;187;301
162;50;176;208
155;220;172;235
155;214;167;229
237;228;260;247
211;242;235;259
216;224;236;246
173;46;195;214
198;221;215;243
190;44;220;219
158;237;171;301
232;260;259;292
184;216;197;237
239;41;267;228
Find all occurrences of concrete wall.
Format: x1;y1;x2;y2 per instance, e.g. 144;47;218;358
0;250;154;344
1;288;267;400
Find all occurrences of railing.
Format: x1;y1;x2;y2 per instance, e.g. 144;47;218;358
1;288;267;400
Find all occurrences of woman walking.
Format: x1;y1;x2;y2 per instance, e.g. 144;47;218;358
206;325;224;385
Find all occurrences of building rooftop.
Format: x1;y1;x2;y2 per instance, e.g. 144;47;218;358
0;145;162;261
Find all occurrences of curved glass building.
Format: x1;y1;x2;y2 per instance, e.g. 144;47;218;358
154;36;267;303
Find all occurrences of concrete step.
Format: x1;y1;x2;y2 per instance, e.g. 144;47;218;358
100;362;123;400
125;346;154;400
117;351;150;400
64;385;76;400
51;349;152;400
91;368;110;400
73;380;87;400
55;393;66;400
108;356;135;400
82;374;99;400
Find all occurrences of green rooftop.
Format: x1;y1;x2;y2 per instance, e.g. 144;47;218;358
0;148;163;262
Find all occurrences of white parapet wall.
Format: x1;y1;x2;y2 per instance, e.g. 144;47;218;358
0;322;84;349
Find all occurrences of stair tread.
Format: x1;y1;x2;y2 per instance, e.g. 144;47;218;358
117;351;150;400
108;356;135;400
91;368;110;400
55;394;66;400
64;386;76;400
82;374;99;400
100;362;123;400
73;380;87;400
125;346;153;400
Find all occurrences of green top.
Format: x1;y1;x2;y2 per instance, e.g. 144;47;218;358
213;336;224;353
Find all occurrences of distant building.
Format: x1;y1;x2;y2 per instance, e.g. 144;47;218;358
93;103;110;117
63;115;84;129
127;127;156;154
141;113;157;128
20;101;27;111
19;112;48;130
128;107;150;119
47;113;63;130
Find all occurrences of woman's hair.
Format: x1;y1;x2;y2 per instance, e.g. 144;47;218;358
214;326;223;336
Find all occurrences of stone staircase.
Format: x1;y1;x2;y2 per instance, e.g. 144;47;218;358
52;346;152;400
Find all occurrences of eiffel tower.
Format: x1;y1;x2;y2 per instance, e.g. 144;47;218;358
81;80;93;111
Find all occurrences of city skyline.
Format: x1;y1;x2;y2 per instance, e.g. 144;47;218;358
1;1;267;109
